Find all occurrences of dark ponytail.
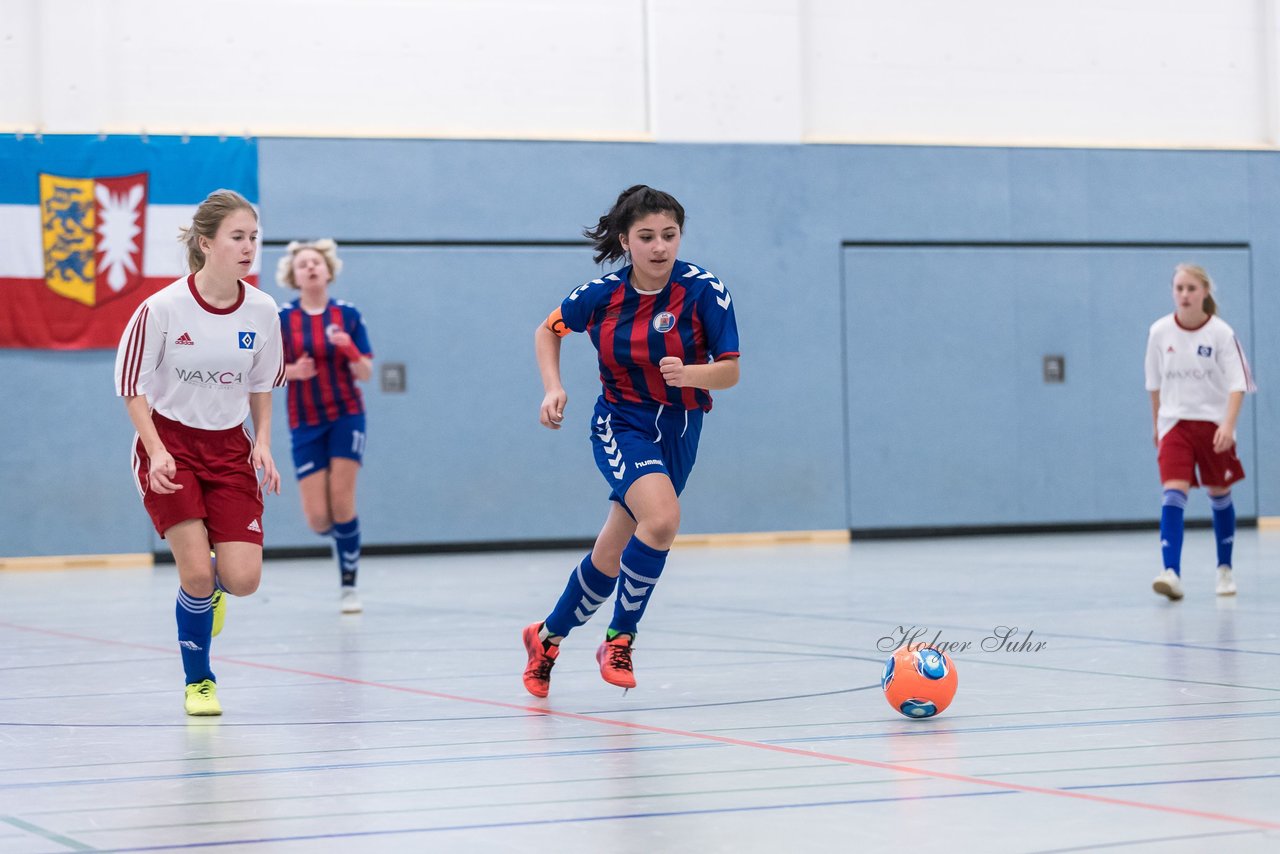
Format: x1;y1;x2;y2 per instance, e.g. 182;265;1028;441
583;184;686;265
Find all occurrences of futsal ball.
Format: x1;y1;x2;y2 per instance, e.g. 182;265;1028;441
881;646;958;719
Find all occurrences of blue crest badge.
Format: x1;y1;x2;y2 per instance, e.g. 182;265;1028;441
1197;345;1212;357
238;331;256;349
652;311;676;333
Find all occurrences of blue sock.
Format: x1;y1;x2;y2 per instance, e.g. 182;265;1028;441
332;517;360;587
544;554;617;638
176;588;215;685
1210;492;1235;568
1160;489;1188;574
210;551;227;593
608;536;669;637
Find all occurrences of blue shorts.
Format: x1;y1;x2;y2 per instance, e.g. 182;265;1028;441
290;413;367;480
590;396;704;508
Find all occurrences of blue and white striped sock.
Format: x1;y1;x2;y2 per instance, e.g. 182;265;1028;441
608;536;669;638
176;588;215;685
544;554;618;639
1210;491;1235;568
1160;489;1188;575
333;517;360;587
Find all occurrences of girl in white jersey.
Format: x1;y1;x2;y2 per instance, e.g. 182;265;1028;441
114;190;286;715
1144;264;1254;601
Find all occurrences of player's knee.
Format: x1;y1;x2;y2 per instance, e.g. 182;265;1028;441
592;548;623;574
641;505;681;545
183;578;216;598
221;574;260;597
306;513;333;534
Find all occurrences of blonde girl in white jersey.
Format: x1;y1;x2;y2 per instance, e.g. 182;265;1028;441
1144;264;1254;602
115;189;286;715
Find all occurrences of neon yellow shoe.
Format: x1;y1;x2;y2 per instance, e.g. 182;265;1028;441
209;550;226;637
211;590;226;637
184;679;222;716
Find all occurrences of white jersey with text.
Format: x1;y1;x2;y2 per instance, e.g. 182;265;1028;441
1144;313;1255;440
115;276;286;430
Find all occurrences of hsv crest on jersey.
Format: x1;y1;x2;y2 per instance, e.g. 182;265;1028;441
1198;345;1213;357
238;331;256;349
40;171;148;308
558;259;740;412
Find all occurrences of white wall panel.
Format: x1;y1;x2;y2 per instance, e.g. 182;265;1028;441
4;0;1280;148
18;0;649;139
0;0;39;129
648;0;803;142
805;0;1270;147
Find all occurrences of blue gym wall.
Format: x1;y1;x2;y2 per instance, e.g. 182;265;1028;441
3;140;1275;556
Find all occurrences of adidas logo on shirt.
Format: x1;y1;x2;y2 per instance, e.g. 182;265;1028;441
247;518;262;533
175;332;195;345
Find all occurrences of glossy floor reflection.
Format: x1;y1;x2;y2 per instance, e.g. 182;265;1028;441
2;529;1278;852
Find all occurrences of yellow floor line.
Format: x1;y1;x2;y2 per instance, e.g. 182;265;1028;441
0;553;154;571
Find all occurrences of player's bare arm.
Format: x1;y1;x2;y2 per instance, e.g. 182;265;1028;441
248;391;281;495
535;322;567;429
329;330;373;382
1149;390;1161;448
284;353;317;382
124;394;182;493
659;356;739;390
1213;390;1244;453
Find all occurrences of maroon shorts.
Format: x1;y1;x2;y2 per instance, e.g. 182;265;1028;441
133;413;265;544
1157;420;1245;489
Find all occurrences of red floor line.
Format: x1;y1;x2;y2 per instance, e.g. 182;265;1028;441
5;620;1278;832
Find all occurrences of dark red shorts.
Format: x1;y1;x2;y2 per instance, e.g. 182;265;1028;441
1157;420;1245;489
133;412;265;544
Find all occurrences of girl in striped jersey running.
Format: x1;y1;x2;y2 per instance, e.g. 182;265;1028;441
522;185;741;696
115;190;286;716
276;240;374;614
1145;263;1256;601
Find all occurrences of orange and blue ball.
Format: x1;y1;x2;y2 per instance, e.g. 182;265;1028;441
881;646;958;718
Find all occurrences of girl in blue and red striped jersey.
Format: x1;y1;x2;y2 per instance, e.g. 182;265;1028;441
521;185;741;697
277;240;373;614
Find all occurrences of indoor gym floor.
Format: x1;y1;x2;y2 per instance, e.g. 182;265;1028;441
1;529;1277;853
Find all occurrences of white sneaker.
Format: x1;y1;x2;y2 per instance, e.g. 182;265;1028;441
340;587;363;614
1215;565;1237;596
1152;568;1184;601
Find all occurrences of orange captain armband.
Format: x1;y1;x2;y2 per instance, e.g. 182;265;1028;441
545;307;572;338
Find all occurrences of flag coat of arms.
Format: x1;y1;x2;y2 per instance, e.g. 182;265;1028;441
0;134;258;349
